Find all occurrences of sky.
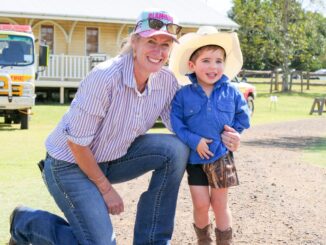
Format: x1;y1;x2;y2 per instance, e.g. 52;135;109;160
202;0;326;17
203;0;233;16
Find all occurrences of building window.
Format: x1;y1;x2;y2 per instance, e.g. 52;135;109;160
41;25;54;54
86;27;99;55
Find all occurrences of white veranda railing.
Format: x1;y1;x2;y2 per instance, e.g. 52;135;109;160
39;54;91;81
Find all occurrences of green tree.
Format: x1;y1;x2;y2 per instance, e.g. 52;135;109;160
230;0;271;70
291;12;326;71
230;0;326;92
273;0;304;91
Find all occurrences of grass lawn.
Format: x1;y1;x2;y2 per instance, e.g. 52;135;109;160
0;83;325;243
0;105;70;244
303;138;326;168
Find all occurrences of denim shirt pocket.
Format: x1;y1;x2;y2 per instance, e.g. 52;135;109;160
216;101;235;125
184;104;202;117
183;104;202;125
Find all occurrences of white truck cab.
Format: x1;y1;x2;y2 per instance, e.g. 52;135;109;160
0;24;48;129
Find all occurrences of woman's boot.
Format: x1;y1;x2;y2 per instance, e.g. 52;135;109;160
193;223;213;245
215;227;233;245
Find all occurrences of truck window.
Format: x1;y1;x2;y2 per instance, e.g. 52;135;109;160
0;35;34;66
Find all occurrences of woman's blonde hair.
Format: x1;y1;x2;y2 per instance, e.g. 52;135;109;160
119;33;140;55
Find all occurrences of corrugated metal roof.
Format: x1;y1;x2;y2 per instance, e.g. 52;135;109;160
0;0;238;29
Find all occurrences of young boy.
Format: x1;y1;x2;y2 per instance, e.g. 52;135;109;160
169;26;250;245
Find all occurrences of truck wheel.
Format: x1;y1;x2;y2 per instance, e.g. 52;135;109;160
20;112;29;129
247;96;254;116
13;116;21;124
4;116;12;124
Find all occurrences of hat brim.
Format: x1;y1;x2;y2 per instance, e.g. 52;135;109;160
138;30;179;43
169;32;243;85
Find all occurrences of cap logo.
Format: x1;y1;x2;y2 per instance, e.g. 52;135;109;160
148;12;173;22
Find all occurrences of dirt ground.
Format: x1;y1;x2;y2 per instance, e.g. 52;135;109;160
111;118;326;245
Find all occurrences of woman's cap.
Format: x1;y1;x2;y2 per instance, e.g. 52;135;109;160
169;26;243;85
133;9;180;42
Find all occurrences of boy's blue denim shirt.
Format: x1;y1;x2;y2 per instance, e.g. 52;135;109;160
171;73;250;164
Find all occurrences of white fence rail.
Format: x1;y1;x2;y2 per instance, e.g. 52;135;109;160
39;54;90;81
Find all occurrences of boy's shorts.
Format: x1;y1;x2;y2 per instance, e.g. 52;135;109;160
186;152;239;189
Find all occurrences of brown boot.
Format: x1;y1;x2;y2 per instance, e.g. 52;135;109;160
193;223;213;245
215;227;233;245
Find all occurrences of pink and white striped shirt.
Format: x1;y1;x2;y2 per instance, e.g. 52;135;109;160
45;52;179;163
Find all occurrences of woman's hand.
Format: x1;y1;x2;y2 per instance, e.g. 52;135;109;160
196;138;214;159
101;187;124;215
221;125;241;152
95;176;124;215
67;141;124;215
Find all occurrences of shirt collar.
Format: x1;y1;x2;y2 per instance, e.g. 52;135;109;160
121;51;136;89
121;51;164;95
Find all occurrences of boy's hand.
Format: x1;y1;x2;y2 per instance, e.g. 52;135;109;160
196;138;214;159
221;125;240;152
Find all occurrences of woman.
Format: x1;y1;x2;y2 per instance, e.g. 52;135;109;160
9;9;241;245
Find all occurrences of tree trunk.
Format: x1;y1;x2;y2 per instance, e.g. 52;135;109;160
282;0;290;92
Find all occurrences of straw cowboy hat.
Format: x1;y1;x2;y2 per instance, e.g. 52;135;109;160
169;26;243;85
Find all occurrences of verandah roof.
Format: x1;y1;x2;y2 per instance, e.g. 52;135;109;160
0;0;238;29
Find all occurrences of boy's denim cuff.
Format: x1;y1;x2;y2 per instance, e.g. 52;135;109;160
188;134;201;151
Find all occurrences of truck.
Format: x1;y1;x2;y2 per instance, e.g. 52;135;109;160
0;24;48;129
231;76;257;116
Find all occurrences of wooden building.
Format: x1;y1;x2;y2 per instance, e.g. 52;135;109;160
1;0;239;103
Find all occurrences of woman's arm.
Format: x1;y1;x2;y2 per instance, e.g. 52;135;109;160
67;140;124;215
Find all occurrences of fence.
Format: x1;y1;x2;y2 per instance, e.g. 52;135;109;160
239;69;326;93
39;54;90;81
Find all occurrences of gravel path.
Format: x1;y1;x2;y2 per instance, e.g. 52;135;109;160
112;118;326;245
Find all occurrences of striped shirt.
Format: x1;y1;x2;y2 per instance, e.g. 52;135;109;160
45;52;179;163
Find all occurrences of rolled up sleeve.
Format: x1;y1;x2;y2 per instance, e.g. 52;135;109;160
62;69;110;146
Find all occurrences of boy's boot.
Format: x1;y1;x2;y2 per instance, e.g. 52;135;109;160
193;223;213;245
215;227;233;245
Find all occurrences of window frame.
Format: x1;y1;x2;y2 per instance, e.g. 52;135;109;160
40;25;54;54
85;26;99;56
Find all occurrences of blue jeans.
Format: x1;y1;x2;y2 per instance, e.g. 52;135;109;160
10;134;189;245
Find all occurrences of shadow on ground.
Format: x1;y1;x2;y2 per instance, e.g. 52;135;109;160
243;136;325;150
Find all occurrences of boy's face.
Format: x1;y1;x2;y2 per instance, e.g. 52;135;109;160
188;48;225;88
